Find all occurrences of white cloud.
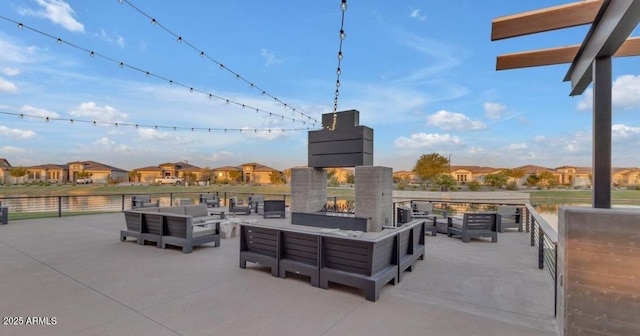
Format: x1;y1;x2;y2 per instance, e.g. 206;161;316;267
508;143;528;151
94;137;115;146
426;110;486;131
69;102;128;123
409;9;427;21
203;151;236;163
0;125;36;139
483;102;506;120
241;127;288;141
136;128;191;145
578;74;640;111
96;29;125;48
533;135;546;143
0;146;27;154
2;67;20;76
0;77;18;93
260;48;282;67
18;0;85;33
0;38;40;64
20;105;61;118
395;132;463;149
612;124;640;139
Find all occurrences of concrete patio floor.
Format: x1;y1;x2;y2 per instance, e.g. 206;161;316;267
0;211;558;336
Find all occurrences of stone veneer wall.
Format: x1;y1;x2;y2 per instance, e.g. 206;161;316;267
557;207;640;335
354;166;392;232
290;168;327;214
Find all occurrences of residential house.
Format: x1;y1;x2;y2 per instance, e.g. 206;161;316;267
213;162;281;184
449;166;500;184
555;166;592;187
133;162;202;183
68;161;128;183
26;164;68;183
612;168;640;187
0;158;12;185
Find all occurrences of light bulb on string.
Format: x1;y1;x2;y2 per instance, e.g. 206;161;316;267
19;114;23;118
177;36;182;43
70;119;74;124
341;0;348;11
119;62;124;68
17;23;23;29
151;18;157;25
45;116;49;122
89;51;95;57
336;67;341;75
200;51;205;57
339;29;346;40
93;121;96;126
56;38;62;44
338;51;343;60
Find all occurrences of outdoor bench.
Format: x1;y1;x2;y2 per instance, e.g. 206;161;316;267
239;224;279;276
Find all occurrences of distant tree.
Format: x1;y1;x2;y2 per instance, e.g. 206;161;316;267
468;180;481;191
503;168;525;184
228;170;243;183
128;170;141;182
269;171;286;185
327;175;340;187
538;171;556;187
433;173;457;191
344;170;355;184
199;167;214;183
10;166;28;184
326;168;337;179
413;153;449;184
526;174;540;187
484;172;508;188
283;168;292;183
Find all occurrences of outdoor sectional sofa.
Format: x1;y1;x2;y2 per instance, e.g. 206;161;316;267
447;212;499;243
239;219;426;302
121;204;221;253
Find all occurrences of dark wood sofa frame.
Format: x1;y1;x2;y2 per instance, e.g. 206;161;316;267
239;220;425;302
447;212;499;243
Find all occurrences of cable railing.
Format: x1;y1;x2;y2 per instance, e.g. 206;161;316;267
0;192;290;220
524;204;558;317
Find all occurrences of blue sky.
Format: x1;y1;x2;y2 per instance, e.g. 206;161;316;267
0;0;639;171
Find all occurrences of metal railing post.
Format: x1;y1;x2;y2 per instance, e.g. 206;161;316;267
531;218;536;247
170;193;173;206
58;196;62;217
538;229;544;269
121;194;125;210
554;242;558;317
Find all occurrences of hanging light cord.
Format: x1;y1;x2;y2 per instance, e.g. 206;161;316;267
118;0;317;124
0;111;309;133
0;15;321;128
329;0;347;130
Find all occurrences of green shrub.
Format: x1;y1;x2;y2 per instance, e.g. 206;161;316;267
468;181;481;191
506;181;518;190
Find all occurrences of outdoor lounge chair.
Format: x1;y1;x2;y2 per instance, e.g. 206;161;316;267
160;210;221;254
447;212;498;243
497;206;523;232
249;195;264;214
411;201;447;219
240;224;279;276
131;195;159;209
263;200;286;218
199;193;220;208
229;196;251;215
397;219;426;282
279;230;320;286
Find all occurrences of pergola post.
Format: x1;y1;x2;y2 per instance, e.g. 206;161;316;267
592;57;612;208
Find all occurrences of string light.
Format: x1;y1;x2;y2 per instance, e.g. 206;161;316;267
0;15;322;128
118;0;316;123
329;0;348;130
0;111;318;133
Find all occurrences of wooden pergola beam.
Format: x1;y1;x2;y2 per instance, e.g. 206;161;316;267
491;0;603;41
496;36;640;70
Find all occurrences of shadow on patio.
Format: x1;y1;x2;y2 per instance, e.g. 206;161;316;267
0;212;557;336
